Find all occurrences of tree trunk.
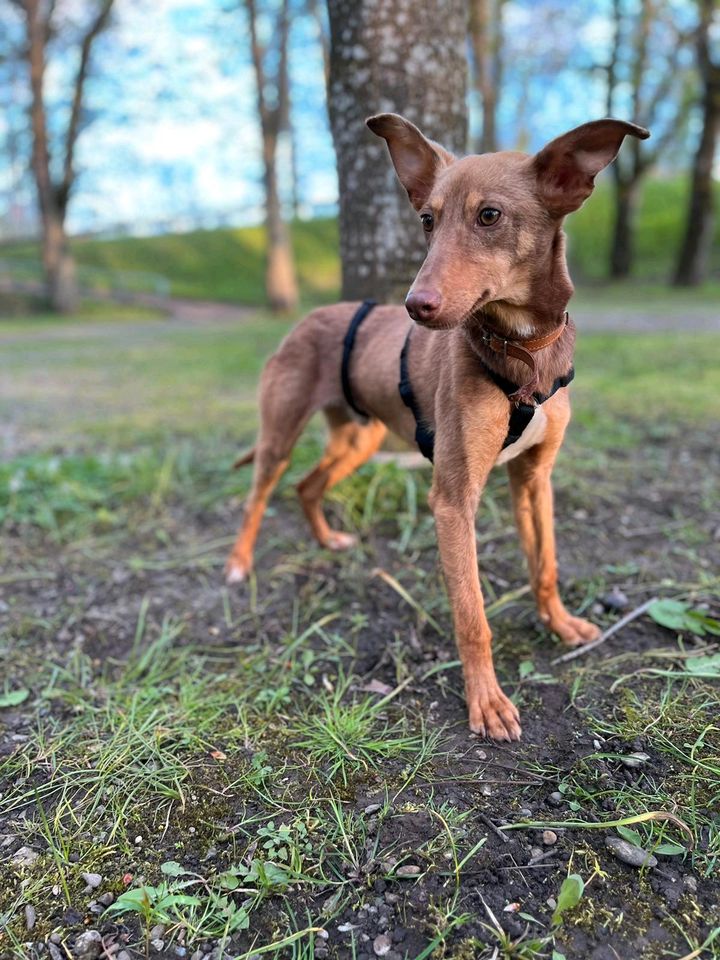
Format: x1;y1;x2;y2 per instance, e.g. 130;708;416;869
264;135;299;311
327;0;468;303
610;178;640;279
25;0;79;313
673;0;719;286
246;0;299;312
469;0;503;154
43;212;78;313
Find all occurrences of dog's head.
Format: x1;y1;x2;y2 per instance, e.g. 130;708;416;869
367;114;649;331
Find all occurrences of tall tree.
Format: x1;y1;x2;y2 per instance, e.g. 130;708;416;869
326;0;467;303
13;0;114;312
245;0;299;312
469;0;505;154
602;0;693;279
673;0;719;286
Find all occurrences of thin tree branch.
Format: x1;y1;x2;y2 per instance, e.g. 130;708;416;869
59;0;114;213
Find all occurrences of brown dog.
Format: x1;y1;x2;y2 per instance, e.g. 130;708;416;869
226;114;649;740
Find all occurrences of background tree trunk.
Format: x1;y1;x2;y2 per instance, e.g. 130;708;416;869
610;177;640;279
469;0;505;154
246;0;299;312
326;0;467;303
673;0;719;286
20;0;114;313
602;0;692;280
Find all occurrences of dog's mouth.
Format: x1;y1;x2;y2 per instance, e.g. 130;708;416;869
459;289;494;327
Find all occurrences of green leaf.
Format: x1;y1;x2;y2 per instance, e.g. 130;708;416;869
647;599;716;637
654;842;685;856
553;951;567;960
617;826;643;847
519;660;536;679
552;874;584;926
0;689;29;708
104;887;155;915
215;871;241;890
160;860;188;876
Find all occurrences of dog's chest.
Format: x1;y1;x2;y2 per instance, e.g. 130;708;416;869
494;407;548;466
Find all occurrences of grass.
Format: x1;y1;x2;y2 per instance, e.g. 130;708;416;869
0;177;718;310
1;307;719;958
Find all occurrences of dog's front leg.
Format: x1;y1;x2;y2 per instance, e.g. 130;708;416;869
507;407;601;647
430;476;522;741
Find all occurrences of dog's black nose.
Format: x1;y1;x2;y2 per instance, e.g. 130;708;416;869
405;289;442;323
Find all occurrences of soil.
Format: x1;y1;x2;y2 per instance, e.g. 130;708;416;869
1;426;719;960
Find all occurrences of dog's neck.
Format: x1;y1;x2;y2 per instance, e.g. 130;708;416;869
462;230;576;396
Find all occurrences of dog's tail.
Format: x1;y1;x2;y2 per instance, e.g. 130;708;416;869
232;446;256;469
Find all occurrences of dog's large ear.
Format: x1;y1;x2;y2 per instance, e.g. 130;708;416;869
366;113;454;210
533;119;650;216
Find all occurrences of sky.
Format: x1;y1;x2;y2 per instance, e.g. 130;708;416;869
0;0;702;237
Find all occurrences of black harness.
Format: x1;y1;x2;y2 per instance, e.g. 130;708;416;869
341;299;574;463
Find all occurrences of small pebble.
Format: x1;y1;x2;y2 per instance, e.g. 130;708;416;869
82;872;102;889
364;803;382;815
11;846;39;867
542;830;558;846
117;953;132;960
50;934;62;945
546;897;557;909
384;892;400;905
606;836;657;868
395;864;421;877
150;925;167;940
48;945;64;960
602;587;629;611
620;752;650;768
97;892;114;907
134;835;143;845
373;933;392;957
684;876;698;892
151;940;165;953
24;904;36;930
72;929;103;960
547;791;564;807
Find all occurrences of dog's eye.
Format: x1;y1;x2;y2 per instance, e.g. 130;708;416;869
478;207;501;226
420;213;434;232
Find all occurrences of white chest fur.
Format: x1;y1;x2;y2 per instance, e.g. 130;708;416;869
494;406;548;466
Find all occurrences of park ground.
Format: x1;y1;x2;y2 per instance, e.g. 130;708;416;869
0;284;719;960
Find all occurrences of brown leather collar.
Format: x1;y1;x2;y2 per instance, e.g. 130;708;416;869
479;312;570;405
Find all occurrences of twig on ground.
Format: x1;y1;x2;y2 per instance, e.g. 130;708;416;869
477;811;510;843
551;597;658;665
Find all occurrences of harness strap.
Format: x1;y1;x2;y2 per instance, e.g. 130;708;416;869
399;329;436;462
398;326;574;462
341;299;376;418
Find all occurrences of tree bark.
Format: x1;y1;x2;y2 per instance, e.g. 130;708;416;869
610;178;641;279
327;0;468;303
673;0;719;286
469;0;504;154
21;0;113;313
603;0;690;279
246;0;299;312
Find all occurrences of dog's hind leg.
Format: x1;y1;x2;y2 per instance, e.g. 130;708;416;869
297;409;386;550
225;356;316;584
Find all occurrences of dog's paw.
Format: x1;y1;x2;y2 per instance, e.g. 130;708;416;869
323;530;357;552
468;685;522;742
551;614;601;647
225;556;251;585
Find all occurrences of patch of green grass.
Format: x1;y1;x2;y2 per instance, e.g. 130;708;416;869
0;218;340;306
566;176;720;283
